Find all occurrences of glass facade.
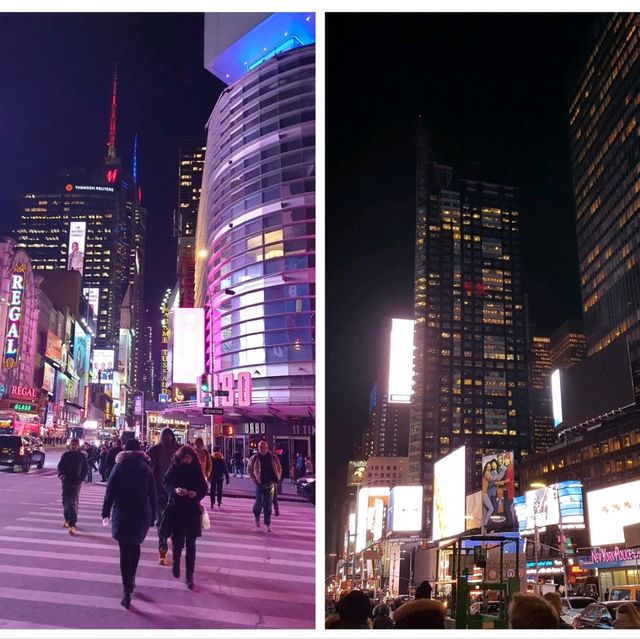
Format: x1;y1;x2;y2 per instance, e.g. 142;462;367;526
197;44;315;407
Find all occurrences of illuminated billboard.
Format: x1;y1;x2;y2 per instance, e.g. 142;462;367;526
432;446;466;540
91;349;114;384
513;481;584;535
388;318;414;403
388;486;423;533
42;363;55;394
355;486;390;552
82;287;100;321
481;451;516;530
73;323;90;406
3;262;26;371
551;369;563;427
67;221;86;276
587;480;640;546
171;308;205;385
347;460;367;486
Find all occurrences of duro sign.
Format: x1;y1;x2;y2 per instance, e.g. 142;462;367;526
3;264;26;370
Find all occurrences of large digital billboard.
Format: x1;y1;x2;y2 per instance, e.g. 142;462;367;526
388;486;423;533
551;369;563;427
481;451;516;530
82;287;100;321
67;221;86;276
513;481;584;535
171;308;205;385
355;486;390;552
73;322;90;406
432;446;466;541
388;318;414;403
347;460;367;486
587;480;640;546
91;349;114;384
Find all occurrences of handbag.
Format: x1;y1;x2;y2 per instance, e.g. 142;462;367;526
200;503;211;530
158;497;176;538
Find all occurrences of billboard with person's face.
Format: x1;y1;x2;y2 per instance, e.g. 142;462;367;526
67;221;86;276
481;451;516;531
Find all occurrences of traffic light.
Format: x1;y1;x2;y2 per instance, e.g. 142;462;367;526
200;374;210;393
196;373;212;407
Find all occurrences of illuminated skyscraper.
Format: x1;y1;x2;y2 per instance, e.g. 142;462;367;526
408;120;530;534
195;13;315;460
530;335;554;453
550;319;587;371
568;13;640;365
175;140;206;308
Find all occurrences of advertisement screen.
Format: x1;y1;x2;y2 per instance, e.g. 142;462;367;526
42;363;55;394
347;460;367;486
73;323;90;406
91;349;114;384
513;480;584;535
388;318;414;403
118;329;131;386
587;480;640;546
551;369;563;427
388;485;423;533
82;287;100;321
171;308;205;385
432;446;466;541
355;487;390;552
481;451;516;530
67;221;86;276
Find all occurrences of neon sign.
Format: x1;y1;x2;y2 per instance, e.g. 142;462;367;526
3;264;26;370
10;386;38;400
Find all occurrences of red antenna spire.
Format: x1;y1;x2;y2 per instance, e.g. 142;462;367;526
107;63;118;161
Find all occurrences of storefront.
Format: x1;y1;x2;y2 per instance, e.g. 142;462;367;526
578;545;640;596
0;385;45;436
146;412;189;445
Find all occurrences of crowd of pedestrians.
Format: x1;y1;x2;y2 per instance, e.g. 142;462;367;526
326;586;640;630
55;430;295;609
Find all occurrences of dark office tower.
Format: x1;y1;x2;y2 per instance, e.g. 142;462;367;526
175;140;206;308
569;14;640;365
365;318;411;458
530;335;554;453
408;120;530;534
550;319;587;371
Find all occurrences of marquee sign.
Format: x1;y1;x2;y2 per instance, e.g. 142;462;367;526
3;263;26;370
9;386;39;401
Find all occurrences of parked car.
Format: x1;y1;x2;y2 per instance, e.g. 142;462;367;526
0;435;46;472
572;601;640;629
560;596;597;624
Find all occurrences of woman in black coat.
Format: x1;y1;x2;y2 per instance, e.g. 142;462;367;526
163;444;208;589
101;439;156;609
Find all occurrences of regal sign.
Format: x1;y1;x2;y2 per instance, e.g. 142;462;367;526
3;264;26;370
9;386;38;401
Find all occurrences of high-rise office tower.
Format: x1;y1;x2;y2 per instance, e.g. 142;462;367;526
408;121;530;534
530;335;554;453
195;14;315;459
550;319;587;371
14;66;146;420
568;14;640;365
175;140;206;308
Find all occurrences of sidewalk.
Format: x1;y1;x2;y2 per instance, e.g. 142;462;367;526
224;474;309;503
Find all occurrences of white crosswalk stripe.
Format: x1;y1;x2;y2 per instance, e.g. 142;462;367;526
0;471;315;629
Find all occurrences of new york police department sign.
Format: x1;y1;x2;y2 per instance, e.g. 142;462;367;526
3;263;26;370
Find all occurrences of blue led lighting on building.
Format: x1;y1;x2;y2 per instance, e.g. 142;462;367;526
204;12;315;84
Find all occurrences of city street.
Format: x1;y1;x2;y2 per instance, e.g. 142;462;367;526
0;449;315;630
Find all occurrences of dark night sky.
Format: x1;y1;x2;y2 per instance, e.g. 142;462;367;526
0;13;224;349
326;13;595;540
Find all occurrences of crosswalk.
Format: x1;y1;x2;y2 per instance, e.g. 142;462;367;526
0;471;315;629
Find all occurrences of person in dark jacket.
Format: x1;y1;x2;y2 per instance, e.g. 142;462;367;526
101;439;156;609
209;446;229;508
372;603;394;629
104;439;122;480
57;438;88;535
147;427;180;565
98;445;108;481
163;445;208;589
233;449;244;477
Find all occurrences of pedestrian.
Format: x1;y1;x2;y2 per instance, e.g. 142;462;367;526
508;592;559;629
83;442;97;483
147;427;180;566
105;438;123;479
57;438;88;535
325;590;372;629
543;591;573;629
209;446;229;508
247;441;282;532
233;449;243;477
415;580;432;599
613;602;640;629
195;437;212;483
295;452;306;480
372;602;394;629
101;439;156;609
392;599;447;629
98;445;108;481
162;444;208;589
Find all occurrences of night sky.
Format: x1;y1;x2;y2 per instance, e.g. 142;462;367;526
326;13;595;544
0;13;224;351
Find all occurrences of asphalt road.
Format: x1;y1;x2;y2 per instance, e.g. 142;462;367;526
0;448;315;629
